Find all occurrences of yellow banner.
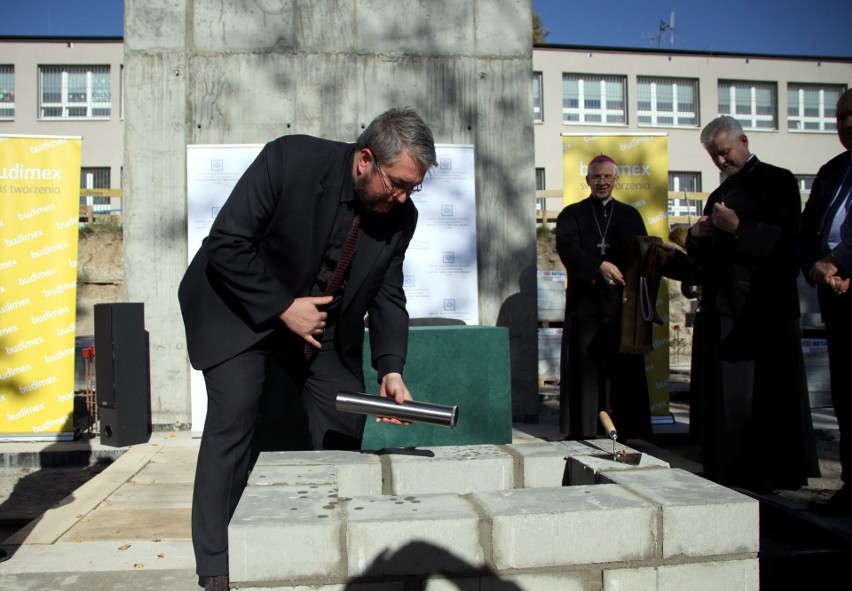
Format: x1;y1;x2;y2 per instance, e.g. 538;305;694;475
1;135;82;440
561;134;671;419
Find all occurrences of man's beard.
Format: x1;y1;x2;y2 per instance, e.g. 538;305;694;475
355;170;394;215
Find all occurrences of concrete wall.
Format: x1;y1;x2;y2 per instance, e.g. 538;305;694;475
123;0;539;426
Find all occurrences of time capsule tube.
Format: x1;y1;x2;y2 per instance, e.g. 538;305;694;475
335;391;458;428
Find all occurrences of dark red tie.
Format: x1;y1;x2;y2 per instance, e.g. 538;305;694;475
304;214;361;361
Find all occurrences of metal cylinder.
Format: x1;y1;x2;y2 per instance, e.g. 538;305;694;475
335;391;458;428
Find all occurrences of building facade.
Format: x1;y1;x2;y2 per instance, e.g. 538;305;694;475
1;37;124;213
533;44;851;217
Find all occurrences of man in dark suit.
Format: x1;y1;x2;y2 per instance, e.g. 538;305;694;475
797;88;852;515
178;107;437;590
687;115;819;494
556;154;652;440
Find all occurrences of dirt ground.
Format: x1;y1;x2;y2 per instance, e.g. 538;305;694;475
75;221;125;336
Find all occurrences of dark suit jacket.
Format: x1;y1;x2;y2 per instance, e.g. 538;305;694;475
797;150;852;280
686;156;801;321
178;135;417;382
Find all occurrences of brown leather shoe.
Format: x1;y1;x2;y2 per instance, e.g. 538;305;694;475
201;575;229;590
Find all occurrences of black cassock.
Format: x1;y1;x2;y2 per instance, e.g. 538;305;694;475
686;157;820;492
556;197;651;439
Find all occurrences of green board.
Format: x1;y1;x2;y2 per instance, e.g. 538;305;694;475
361;325;512;449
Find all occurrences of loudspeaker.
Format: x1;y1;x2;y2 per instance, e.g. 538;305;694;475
94;303;152;447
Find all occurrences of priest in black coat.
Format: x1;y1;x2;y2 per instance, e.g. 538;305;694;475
687;115;819;493
556;154;651;439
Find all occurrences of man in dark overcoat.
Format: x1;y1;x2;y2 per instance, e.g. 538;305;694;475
797;89;852;514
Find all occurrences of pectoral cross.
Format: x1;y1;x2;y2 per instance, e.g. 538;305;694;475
597;241;609;255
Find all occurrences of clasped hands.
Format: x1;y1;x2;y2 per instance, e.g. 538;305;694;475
809;255;850;295
279;295;413;424
690;202;739;238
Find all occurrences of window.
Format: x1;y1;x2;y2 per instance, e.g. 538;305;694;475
535;168;547;214
0;65;13;119
532;72;543;123
668;172;703;217
39;65;111;119
668;171;702;193
788;83;846;132
637;77;698;127
795;175;816;195
535;167;546;191
80;167;111;209
718;80;777;130
563;74;626;125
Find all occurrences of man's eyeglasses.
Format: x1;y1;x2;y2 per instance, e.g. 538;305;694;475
374;160;422;196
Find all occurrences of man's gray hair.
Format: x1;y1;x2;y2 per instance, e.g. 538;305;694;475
357;107;438;174
700;115;745;147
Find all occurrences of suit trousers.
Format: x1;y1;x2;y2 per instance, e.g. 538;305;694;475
819;285;852;486
192;333;366;577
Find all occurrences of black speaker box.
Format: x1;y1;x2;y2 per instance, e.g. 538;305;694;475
94;303;152;447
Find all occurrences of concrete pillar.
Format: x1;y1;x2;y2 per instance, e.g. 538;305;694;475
124;0;538;425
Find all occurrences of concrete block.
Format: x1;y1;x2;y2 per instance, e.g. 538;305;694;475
566;449;670;486
247;464;337;487
474;0;533;57
386;445;513;494
344;493;484;577
602;469;759;557
229;485;344;583
240;584;403;591
356;0;475;55
254;450;383;497
655;559;759;591
504;441;590;488
603;566;657;591
427;571;596;590
124;0;187;51
193;0;296;52
474;485;657;570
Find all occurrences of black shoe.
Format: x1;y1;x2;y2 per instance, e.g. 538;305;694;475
809;489;852;516
200;575;229;590
0;549;9;563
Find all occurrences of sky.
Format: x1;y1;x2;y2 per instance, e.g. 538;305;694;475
533;0;851;57
0;0;849;58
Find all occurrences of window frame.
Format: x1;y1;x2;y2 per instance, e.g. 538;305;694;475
562;73;627;126
0;65;14;120
718;79;778;131
533;71;543;124
637;76;699;128
787;83;847;133
38;65;111;120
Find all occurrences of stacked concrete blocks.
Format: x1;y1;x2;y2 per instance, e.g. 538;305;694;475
230;442;759;590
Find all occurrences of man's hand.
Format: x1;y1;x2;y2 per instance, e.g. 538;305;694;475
376;372;413;425
689;216;718;238
829;275;850;294
599;260;625;286
710;202;740;234
808;255;841;285
278;295;333;348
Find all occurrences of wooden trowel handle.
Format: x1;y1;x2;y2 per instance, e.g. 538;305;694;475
599;411;617;440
